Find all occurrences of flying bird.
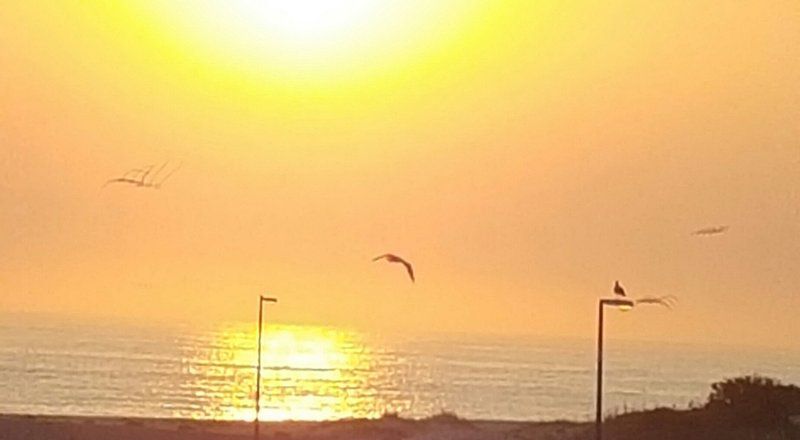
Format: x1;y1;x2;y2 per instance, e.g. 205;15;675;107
691;225;729;236
103;161;181;189
103;166;150;188
613;280;626;297
609;280;677;309
635;295;678;309
372;253;415;282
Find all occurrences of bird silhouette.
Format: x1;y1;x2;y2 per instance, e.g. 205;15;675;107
103;176;145;188
372;253;415;282
103;161;181;189
635;295;678;309
691;225;729;236
613;280;626;297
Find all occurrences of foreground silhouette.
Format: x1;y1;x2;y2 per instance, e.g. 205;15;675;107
599;375;800;440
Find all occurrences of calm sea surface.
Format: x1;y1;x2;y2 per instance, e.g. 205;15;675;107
2;315;799;421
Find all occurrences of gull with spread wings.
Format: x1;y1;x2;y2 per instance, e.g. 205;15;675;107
635;295;678;309
103;161;181;189
103;165;152;187
372;253;415;283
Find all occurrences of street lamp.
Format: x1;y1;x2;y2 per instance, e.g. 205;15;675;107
595;298;634;440
254;295;277;440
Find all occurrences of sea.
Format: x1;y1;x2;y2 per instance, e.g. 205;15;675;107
2;315;799;422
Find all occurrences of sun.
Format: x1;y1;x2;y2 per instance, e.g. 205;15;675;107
144;0;488;82
228;0;382;49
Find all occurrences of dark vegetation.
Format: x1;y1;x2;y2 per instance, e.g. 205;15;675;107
598;375;800;440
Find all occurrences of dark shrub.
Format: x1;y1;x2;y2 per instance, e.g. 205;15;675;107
705;375;800;427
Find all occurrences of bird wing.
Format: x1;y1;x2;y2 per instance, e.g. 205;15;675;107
635;295;677;309
149;161;169;184
372;254;391;261
138;165;155;185
103;177;140;188
400;260;415;282
103;178;123;188
122;168;146;180
155;162;182;188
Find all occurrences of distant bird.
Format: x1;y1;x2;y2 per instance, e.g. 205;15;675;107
103;161;181;189
692;225;729;236
104;166;151;188
613;280;626;297
103;176;145;188
635;295;678;309
372;253;415;282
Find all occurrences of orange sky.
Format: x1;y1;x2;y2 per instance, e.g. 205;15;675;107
1;1;799;348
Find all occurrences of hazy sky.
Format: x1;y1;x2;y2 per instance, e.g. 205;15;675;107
1;1;799;348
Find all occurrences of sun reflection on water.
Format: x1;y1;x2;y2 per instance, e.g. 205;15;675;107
180;324;399;421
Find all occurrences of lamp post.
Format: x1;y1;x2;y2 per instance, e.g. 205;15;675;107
595;298;634;440
254;295;277;440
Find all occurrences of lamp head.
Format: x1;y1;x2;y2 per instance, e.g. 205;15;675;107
601;298;635;309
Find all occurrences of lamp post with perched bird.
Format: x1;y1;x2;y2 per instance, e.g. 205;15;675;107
595;295;634;440
595;281;676;440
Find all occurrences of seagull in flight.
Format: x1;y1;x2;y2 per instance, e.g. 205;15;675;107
372;253;415;283
103;166;151;187
613;280;626;297
612;280;678;309
635;295;678;309
691;225;729;236
103;162;181;189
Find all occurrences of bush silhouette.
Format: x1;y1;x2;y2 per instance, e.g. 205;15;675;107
705;375;800;427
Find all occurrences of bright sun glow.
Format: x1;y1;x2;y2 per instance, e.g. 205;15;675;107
229;0;382;48
184;324;384;421
146;0;485;82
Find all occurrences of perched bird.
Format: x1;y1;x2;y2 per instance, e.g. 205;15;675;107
613;280;626;297
372;253;415;282
691;225;729;236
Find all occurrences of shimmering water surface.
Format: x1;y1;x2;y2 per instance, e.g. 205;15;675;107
2;316;799;421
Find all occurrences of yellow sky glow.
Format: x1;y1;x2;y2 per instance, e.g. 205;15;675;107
1;1;799;349
140;0;491;86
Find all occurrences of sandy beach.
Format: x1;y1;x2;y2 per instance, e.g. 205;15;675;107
0;414;589;440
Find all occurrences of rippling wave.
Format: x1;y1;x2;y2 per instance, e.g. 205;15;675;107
1;318;799;421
